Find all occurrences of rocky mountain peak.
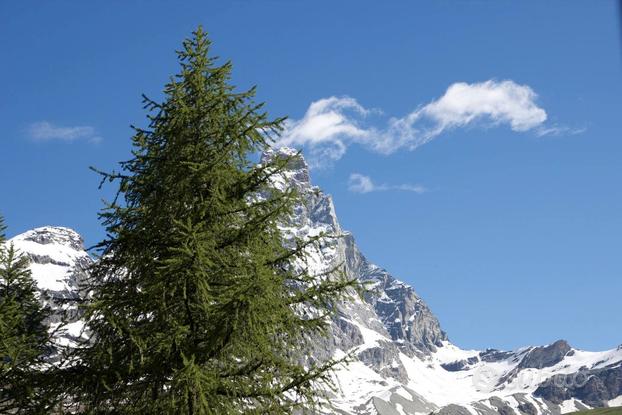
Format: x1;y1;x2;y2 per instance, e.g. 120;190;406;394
261;145;305;164
9;226;91;304
264;148;448;359
13;226;85;252
260;146;311;189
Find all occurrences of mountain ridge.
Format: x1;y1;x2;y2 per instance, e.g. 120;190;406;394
6;147;621;414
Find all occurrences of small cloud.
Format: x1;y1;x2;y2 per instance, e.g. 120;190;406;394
348;173;376;193
348;173;426;194
395;183;427;193
27;121;102;143
535;125;587;137
276;80;578;167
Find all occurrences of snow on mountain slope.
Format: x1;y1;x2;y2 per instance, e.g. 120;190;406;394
7;147;622;414
7;226;91;349
259;147;622;415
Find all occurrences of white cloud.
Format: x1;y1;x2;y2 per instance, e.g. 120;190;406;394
420;80;547;132
276;80;578;167
28;121;101;143
348;173;376;193
277;96;373;163
348;173;426;194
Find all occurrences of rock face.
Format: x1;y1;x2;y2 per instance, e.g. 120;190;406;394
350;240;448;355
260;147;447;359
534;363;622;407
519;340;573;369
7;148;622;415
441;356;480;372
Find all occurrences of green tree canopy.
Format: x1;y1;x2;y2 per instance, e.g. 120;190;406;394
63;27;357;414
0;215;53;414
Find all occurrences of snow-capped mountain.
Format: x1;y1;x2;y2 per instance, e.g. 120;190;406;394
7;147;622;414
8;226;91;351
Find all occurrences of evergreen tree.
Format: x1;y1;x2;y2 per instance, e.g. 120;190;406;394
64;27;357;414
0;215;52;414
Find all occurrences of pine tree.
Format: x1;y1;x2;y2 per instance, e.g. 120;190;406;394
63;27;357;414
0;215;53;414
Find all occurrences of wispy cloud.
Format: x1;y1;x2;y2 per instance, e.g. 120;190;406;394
535;125;587;137
348;173;426;194
276;80;582;167
27;121;102;143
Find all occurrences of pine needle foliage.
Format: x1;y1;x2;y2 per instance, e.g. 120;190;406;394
63;27;358;414
0;215;53;414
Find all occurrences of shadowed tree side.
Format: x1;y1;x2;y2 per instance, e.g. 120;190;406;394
59;27;358;414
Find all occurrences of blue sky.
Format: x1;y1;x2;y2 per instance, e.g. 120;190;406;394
1;1;621;351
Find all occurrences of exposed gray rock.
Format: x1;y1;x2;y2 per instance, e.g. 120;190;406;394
480;349;515;363
471;402;500;415
519;340;572;369
534;364;622;407
389;387;437;414
332;317;365;351
373;397;401;415
489;397;516;415
346;232;447;355
517;401;537;415
437;404;473;415
19;226;85;251
357;344;409;384
441;356;479;372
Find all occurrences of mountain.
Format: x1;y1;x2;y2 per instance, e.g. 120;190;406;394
571;408;622;415
8;226;91;353
6;147;622;414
